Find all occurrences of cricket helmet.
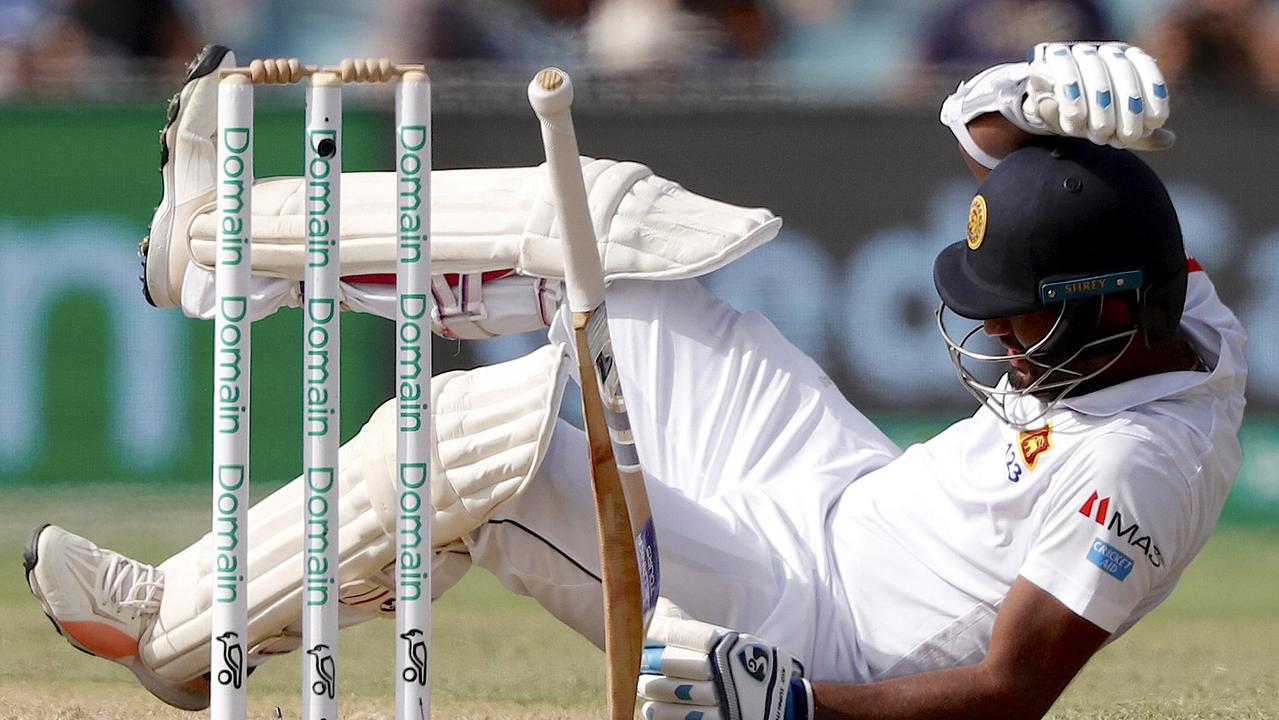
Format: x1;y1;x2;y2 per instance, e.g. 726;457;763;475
932;140;1188;426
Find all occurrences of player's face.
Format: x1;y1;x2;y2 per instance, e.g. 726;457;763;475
982;309;1061;389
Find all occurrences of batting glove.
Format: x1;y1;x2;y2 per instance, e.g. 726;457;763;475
941;42;1173;168
1023;42;1171;150
637;598;812;720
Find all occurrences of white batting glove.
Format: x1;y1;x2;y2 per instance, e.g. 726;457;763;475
637;598;812;720
940;42;1173;169
1023;42;1172;150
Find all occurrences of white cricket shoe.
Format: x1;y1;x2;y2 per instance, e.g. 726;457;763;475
24;524;211;710
140;43;236;308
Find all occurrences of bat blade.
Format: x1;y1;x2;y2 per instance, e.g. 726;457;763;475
581;308;659;618
575;308;653;719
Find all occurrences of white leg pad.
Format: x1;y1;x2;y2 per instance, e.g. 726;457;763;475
141;343;569;682
185;160;780;283
177;160;778;337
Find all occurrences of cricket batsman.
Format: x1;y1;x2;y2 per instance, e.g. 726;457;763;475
24;41;1244;720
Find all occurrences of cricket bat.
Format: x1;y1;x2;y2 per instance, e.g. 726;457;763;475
528;68;660;720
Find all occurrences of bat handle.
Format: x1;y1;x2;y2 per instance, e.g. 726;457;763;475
527;67;606;313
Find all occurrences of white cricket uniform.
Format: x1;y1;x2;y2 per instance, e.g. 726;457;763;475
472;268;1244;683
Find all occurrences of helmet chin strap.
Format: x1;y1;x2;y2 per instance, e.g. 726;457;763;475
936;302;1138;429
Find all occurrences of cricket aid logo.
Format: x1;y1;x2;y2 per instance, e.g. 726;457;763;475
1078;490;1163;568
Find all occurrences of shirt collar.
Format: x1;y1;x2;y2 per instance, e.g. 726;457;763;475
1058;366;1215;416
1059;272;1241;417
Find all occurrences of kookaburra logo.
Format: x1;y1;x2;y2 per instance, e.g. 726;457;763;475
737;644;771;683
400;629;429;686
214;631;244;689
307;643;336;699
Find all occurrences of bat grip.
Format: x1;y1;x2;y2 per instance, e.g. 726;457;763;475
530;77;607;312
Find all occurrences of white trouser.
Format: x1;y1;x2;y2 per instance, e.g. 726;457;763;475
150;279;900;682
474;279;900;678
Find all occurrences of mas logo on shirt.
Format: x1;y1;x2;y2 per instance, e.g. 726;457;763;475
1078;490;1163;568
1018;425;1053;469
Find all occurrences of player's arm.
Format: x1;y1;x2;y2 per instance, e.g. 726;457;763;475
636;581;1108;720
809;577;1109;720
957;115;1033;180
941;42;1174;180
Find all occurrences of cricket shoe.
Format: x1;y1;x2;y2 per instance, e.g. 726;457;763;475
140;43;236;308
23;524;210;710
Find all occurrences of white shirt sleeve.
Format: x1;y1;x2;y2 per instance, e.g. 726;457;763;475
1017;430;1193;632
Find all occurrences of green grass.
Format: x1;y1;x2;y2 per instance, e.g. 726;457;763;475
2;483;1276;719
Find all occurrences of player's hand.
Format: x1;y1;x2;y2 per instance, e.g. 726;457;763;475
637;598;812;720
940;42;1173;168
1023;42;1173;150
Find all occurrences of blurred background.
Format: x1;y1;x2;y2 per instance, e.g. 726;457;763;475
1;0;1277;526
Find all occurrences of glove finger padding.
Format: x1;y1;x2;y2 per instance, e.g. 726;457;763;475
642;645;716;680
1071;44;1115;143
1036;42;1088;135
1127;46;1170;128
1099;42;1146;145
642;700;725;720
638;675;721;705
